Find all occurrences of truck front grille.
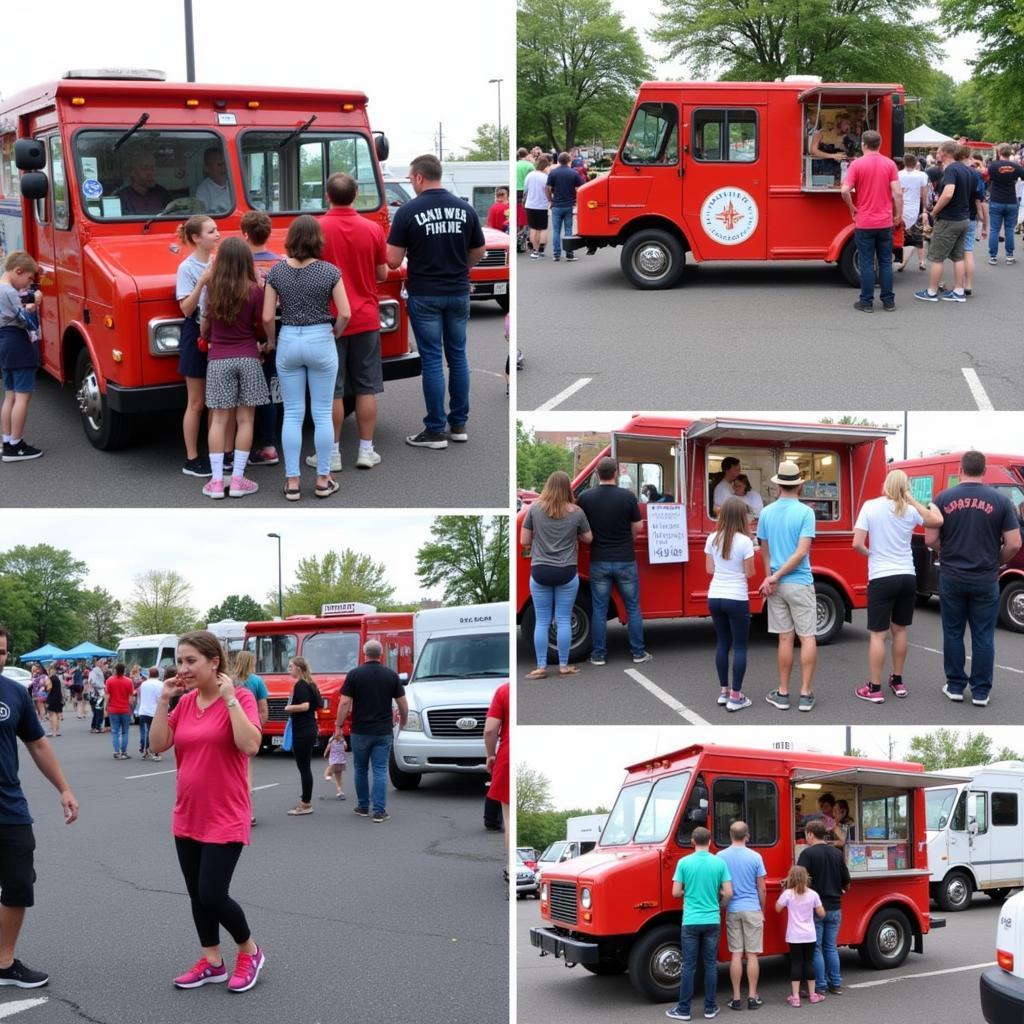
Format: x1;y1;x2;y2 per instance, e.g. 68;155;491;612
479;248;508;268
548;881;578;924
266;698;289;723
426;708;486;738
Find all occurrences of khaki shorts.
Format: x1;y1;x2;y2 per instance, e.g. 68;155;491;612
726;910;764;954
767;583;817;637
928;218;968;263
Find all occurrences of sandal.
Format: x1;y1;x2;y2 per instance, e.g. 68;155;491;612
315;478;340;499
525;668;548;679
287;803;314;816
284;486;301;502
558;665;580;675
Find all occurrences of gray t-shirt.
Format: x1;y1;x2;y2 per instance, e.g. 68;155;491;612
175;253;209;318
524;503;590;567
0;283;25;328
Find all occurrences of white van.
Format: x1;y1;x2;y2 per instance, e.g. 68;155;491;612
390;603;509;790
925;762;1024;911
440;161;510;221
206;619;248;654
981;888;1024;1022
116;634;178;673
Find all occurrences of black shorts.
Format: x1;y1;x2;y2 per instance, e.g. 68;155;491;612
335;330;383;397
867;574;917;632
526;208;549;230
0;824;36;907
177;316;208;379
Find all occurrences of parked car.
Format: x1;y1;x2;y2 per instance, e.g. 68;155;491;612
517;846;539;871
516;851;539;899
980;888;1024;1022
2;666;32;687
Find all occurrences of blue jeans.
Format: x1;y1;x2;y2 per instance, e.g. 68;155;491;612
109;713;131;755
589;560;645;660
551;205;574;257
406;294;470;434
137;715;152;752
989;202;1018;258
939;576;1000;699
350;732;392;815
814;908;842;991
707;598;750;690
276;323;339;477
674;923;720;1017
90;703;105;731
529;573;579;667
855;227;894;306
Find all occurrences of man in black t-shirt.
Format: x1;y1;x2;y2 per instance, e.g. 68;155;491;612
577;457;651;667
797;820;850;996
926;451;1021;706
916;140;973;302
986;144;1024;263
386;154;486;451
336;640;408;821
545;152;581;262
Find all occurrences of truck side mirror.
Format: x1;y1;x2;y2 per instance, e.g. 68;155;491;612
968;818;979;836
14;138;46;170
374;132;390;162
398;672;409;683
19;172;49;201
687;808;708;824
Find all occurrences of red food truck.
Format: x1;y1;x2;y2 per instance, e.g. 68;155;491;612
244;603;413;750
890;452;1024;632
530;744;959;1002
516;415;897;660
563;78;905;289
0;68;420;449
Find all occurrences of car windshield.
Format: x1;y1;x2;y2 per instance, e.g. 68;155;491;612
302;632;359;674
925;787;959;830
411;633;509;682
118;646;159;667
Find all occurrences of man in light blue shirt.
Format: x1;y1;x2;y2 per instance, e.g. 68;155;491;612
716;821;767;1011
756;461;818;711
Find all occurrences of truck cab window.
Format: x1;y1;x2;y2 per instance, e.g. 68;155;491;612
602;780;654;847
692;110;758;163
634;772;690;844
621;103;678;165
713;778;777;846
676;775;708;847
249;634;298;675
50;137;70;230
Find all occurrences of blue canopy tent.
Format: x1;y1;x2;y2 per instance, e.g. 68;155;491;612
62;642;117;659
19;643;70;663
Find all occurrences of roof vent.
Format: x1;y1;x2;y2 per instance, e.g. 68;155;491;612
783;75;823;83
63;68;166;81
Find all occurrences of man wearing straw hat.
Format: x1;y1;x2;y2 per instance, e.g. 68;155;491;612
756;461;818;712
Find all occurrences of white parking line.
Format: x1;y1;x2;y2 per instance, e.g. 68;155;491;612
534;377;592;412
962;368;995;410
910;643;1024;675
125;769;177;780
847;960;995;988
624;668;712;726
0;998;49;1019
251;783;280;792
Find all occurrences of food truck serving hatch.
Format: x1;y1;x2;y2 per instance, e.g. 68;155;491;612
791;767;968;789
685;418;898;445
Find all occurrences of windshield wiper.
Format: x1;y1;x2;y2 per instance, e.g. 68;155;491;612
412;673;468;681
278;114;317;148
113;113;150;150
474;670;510;677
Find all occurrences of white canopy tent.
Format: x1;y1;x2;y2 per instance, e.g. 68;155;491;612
903;124;955;147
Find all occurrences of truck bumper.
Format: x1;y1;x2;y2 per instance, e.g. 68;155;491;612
382;350;422;382
562;235;586;253
107;381;185;415
980;967;1024;1024
469;280;508;300
530;926;599;964
392;733;487;774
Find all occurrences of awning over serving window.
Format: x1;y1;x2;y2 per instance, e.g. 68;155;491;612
796;84;902;103
791;767;967;790
686;418;895;446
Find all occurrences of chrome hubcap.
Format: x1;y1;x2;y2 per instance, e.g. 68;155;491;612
816;597;836;633
636;245;669;277
878;922;902;955
1008;590;1024;627
948;879;968;906
651;944;682;985
77;365;104;429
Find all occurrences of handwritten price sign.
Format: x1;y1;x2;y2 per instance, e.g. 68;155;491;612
647;504;689;564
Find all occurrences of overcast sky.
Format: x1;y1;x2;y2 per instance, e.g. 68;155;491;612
0;0;512;167
517;725;1024;809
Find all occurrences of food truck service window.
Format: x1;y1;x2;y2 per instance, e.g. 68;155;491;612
861;791;909;840
692;110;758;163
781;450;840;522
712;779;778;847
620;103;679;165
707;446;773;518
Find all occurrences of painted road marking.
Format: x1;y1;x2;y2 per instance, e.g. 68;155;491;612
251;783;280;792
125;769;177;780
0;998;49;1018
535;377;592;412
962;368;995;410
847;960;995;989
910;643;1023;675
624;668;712;726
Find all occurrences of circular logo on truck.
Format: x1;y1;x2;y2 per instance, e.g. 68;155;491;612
700;188;759;246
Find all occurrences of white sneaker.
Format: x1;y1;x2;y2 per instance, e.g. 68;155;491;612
306;451;342;472
355;447;381;469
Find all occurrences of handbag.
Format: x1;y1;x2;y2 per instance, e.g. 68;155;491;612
281;717;293;753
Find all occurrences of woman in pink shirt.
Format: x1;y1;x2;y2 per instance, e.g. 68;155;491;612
149;631;266;994
776;864;826;1006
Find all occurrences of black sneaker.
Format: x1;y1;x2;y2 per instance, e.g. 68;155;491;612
372;811;391;823
727;998;743;1011
405;430;448;450
0;959;48;988
354;806;370;816
182;455;212;477
2;441;43;462
747;997;763;1009
565;253;577;262
552;254;561;262
448;424;468;443
853;301;873;312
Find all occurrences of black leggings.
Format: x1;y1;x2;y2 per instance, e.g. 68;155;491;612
292;727;316;803
789;941;816;983
174;837;250;948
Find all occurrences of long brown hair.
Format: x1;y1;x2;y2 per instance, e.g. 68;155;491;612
784;864;809;895
712;496;750;561
207;237;257;325
177;630;226;674
537;470;573;519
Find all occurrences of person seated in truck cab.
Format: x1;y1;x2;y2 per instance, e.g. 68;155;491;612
116;150;172;215
195;147;232;214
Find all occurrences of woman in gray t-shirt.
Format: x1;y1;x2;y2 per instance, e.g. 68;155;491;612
521;471;592;677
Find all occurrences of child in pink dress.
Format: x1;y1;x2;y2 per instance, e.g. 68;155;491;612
776;864;827;1006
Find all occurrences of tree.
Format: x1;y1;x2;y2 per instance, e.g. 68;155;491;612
450;122;511;162
517;421;574;491
75;587;124;651
125;570;199;635
652;0;939;97
517;763;554;816
206;594;267;625
0;575;40;658
416;517;509;605
518;0;653;151
279;550;396;617
2;544;88;649
906;728;1021;770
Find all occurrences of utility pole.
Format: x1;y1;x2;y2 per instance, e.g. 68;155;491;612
184;0;196;82
903;410;908;460
435;122;444;160
489;78;504;161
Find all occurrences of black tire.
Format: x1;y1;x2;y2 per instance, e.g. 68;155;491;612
496;294;510;313
813;580;845;645
987;888;1013;903
936;870;973;912
859;906;913;970
620;230;686;290
74;347;131;450
838;238;859;287
388;748;422;790
582;958;628;976
520;590;594;664
999;580;1024;633
627;923;682;1002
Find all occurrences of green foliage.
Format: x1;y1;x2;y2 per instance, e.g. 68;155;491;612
279;550;396;617
416;517;509;605
125;570;199;635
205;594;267;625
0;544;88;650
518;807;610;852
75;587;124;651
906;728;1022;770
517;421;574;491
518;0;653;151
450;123;511;162
913;72;988;139
0;575;40;658
517;763;554;815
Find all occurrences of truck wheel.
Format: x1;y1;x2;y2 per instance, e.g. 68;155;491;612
521;592;594;663
936;870;973;911
998;579;1024;632
838;238;860;287
813;581;845;645
621;231;685;290
627;923;683;1002
987;888;1013;903
388;749;422;790
75;348;131;451
858;906;913;970
582;957;628;976
496;294;510;313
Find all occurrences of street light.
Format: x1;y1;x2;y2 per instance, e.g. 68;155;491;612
488;78;503;162
267;533;282;618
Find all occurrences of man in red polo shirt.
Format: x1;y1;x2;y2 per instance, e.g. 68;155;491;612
312;172;388;471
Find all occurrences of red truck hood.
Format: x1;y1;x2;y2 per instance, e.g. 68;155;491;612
86;235;186;298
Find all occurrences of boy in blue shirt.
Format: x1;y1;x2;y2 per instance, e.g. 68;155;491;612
0;252;43;462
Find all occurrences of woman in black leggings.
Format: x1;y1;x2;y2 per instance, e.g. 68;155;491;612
284;656;319;815
149;630;266;993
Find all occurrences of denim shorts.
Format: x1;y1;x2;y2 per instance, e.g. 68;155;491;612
964;220;977;253
2;367;37;393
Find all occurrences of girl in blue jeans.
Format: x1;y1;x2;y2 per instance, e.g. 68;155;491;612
263;216;350;502
520;471;592;677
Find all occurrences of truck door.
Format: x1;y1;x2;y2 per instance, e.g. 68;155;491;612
682;102;767;261
25;125;61;371
956;789;991;886
989;790;1022;888
613;100;682;226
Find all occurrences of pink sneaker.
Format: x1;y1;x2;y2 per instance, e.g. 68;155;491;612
202;478;225;500
228;476;259;498
888;674;908;698
808;992;826;1004
173;957;227;988
854;684;885;704
228;945;265;993
786;994;801;1008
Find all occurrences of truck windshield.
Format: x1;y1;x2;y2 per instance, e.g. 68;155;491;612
925;787;959;830
239;131;381;213
302;632;359;674
411;632;509;682
73;130;232;220
620;102;678;165
603;772;691;847
993;484;1024;525
118;646;158;668
248;634;297;674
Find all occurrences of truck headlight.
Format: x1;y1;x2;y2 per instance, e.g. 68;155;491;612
149;319;182;355
404;710;423;732
540;882;548;902
580;887;592;910
379;299;399;333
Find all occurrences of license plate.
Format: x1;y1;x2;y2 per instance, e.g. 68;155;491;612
271;735;283;746
495;282;507;295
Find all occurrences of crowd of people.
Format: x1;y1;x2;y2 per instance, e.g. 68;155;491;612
515;144;590;261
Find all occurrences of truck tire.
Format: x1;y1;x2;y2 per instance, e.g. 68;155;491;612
813;580;845;645
520;591;593;663
388;748;422;790
998;579;1024;632
75;348;131;451
621;230;685;290
858;906;913;970
627;923;683;1002
936;870;973;911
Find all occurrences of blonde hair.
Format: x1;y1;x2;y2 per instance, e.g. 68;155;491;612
537;471;573;519
289;655;314;685
883;469;910;519
232;649;255;682
713;496;750;561
785;864;809;894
